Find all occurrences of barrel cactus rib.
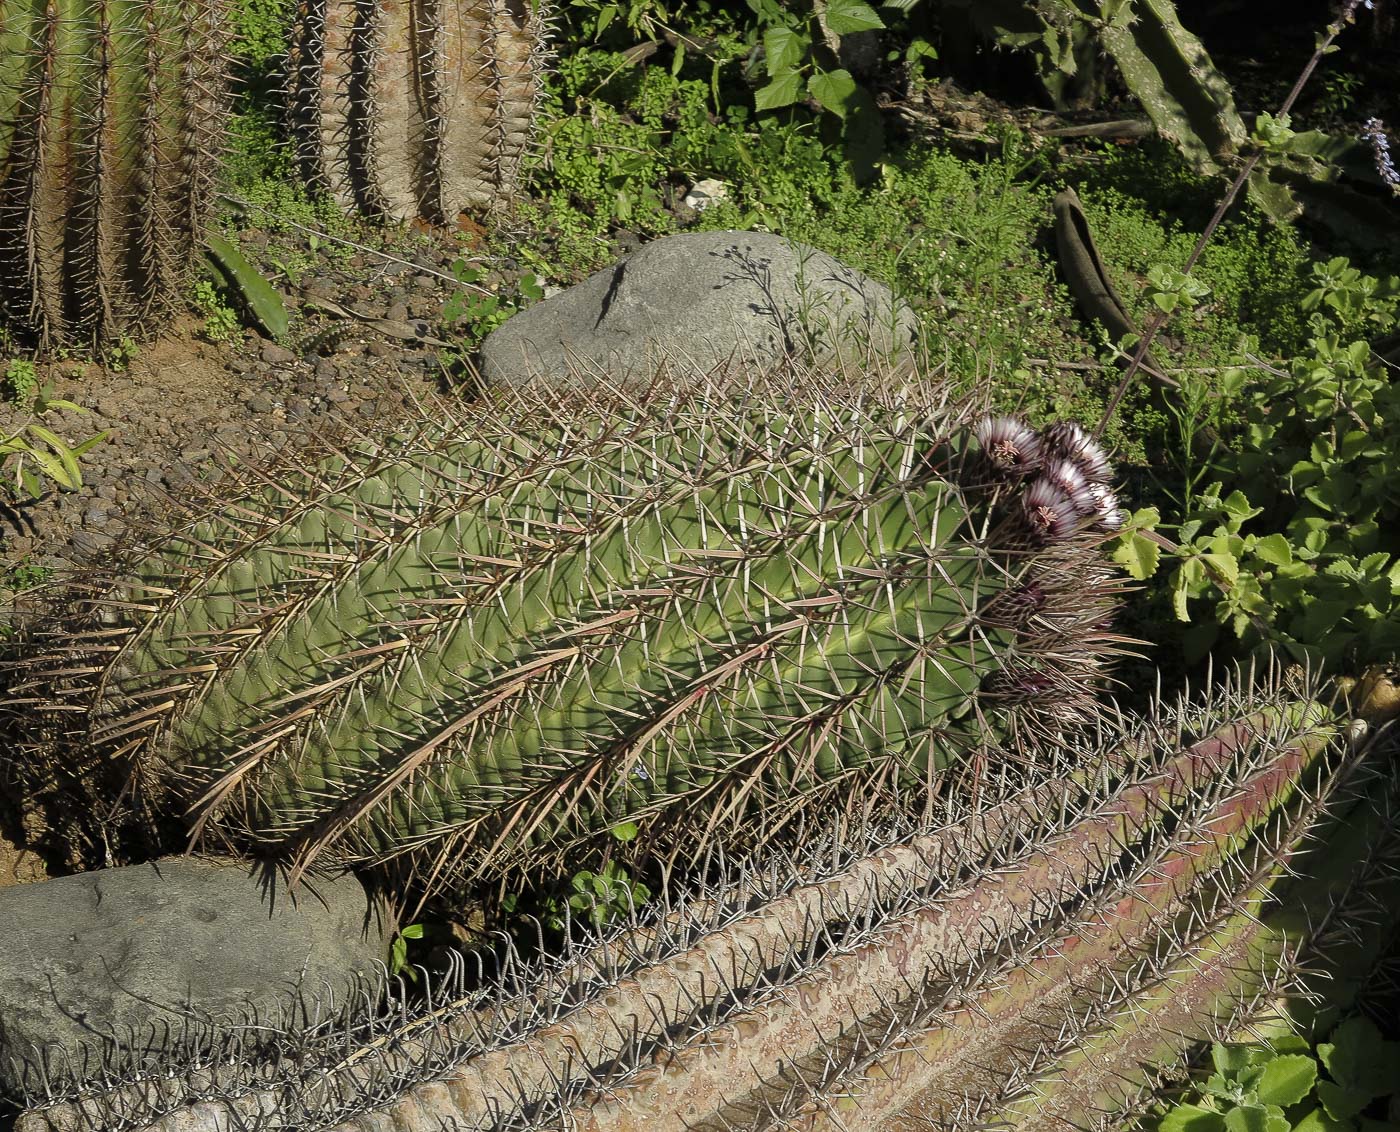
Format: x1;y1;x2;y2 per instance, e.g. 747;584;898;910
0;0;226;344
566;705;1337;1131
289;0;547;222
173;411;979;866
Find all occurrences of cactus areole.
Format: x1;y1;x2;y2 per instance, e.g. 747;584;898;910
0;0;227;345
2;376;1131;894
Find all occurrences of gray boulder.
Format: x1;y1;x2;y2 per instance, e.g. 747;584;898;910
0;856;389;1093
479;230;919;385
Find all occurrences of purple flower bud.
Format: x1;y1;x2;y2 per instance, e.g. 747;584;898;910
1040;457;1099;516
1087;482;1126;530
1023;478;1079;541
975;415;1042;475
1040;421;1114;484
980;579;1047;627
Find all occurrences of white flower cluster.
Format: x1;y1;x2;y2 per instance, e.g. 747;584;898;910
974;416;1125;540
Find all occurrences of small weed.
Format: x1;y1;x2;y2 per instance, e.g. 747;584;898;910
191;281;243;344
388;922;425;982
4;559;53;591
1314;68;1364;119
2;359;39;407
104;335;139;372
441;261;543;351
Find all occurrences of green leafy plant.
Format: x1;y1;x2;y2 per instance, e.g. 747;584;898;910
387;922;425;982
747;0;933;176
1145;265;1211;316
1314;69;1364;119
1156;1017;1400;1132
1109;254;1400;669
441;261;542;351
543;859;652;933
4;559;53;591
1;387;110;501
2;359;39;407
103;336;140;373
190;281;243;344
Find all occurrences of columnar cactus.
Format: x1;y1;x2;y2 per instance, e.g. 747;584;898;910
1;373;1128;893
10;672;1398;1131
286;0;548;223
0;0;227;345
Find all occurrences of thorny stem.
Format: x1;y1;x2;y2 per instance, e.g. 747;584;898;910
1092;0;1372;440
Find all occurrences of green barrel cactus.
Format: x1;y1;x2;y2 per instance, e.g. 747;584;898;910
2;377;1129;892
0;0;228;345
286;0;548;223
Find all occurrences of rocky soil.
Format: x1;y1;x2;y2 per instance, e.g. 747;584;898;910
0;231;490;580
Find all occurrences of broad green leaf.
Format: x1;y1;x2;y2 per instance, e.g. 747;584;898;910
808;68;860;118
1318;1081;1372;1123
1161;1103;1227;1132
754;67;804;110
1256;1054;1318;1106
1224;1104;1289;1132
1171;570;1194;622
1293;1106;1351;1132
1252;534;1294;568
1112;529;1161;580
1201;552;1240;588
21;441;78;490
823;0;884;34
1319;1017;1400;1099
70;430;111;458
24;424;82;486
764;25;805;75
1213;1043;1255;1077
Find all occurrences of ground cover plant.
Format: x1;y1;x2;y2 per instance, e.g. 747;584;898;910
1;0;1400;1127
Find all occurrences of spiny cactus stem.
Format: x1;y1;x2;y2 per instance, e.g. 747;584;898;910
558;718;1336;1131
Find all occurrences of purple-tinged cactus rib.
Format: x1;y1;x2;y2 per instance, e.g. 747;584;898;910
288;0;547;223
17;670;1395;1132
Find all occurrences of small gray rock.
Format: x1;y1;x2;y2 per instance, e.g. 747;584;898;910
479;230;919;386
260;342;297;366
0;857;389;1094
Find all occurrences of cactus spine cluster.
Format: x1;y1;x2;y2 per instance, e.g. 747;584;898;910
286;0;548;223
11;671;1399;1131
0;0;227;345
2;374;1127;894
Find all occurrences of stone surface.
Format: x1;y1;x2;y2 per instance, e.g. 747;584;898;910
479;230;919;385
0;856;389;1091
